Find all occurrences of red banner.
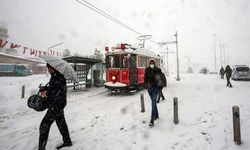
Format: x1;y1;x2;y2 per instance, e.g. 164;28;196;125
0;39;62;57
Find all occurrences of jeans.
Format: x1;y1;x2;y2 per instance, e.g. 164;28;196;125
157;87;165;102
226;77;232;87
148;86;159;119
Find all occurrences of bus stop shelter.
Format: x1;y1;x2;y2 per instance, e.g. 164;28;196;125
63;56;102;90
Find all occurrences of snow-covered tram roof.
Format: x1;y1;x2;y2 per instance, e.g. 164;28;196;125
106;48;160;59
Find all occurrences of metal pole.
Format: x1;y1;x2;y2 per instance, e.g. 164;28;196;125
163;49;166;69
220;41;223;68
223;45;226;66
160;46;166;72
175;31;180;81
21;85;25;98
166;47;169;77
232;106;241;145
213;34;217;72
74;63;76;90
47;42;64;55
48;42;64;49
140;93;145;113
173;97;178;124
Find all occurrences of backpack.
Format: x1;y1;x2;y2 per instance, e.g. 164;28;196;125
155;73;164;87
161;73;167;87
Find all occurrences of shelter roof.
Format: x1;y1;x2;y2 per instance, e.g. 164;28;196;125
63;56;102;65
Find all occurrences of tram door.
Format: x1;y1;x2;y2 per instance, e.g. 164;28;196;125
129;54;136;86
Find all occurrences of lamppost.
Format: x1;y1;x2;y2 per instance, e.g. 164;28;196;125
212;34;217;72
161;47;175;76
137;35;152;48
158;31;180;81
175;31;180;81
47;42;64;55
219;41;222;68
160;51;166;71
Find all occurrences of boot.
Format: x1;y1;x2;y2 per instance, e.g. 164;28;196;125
56;141;72;149
149;118;154;127
38;140;46;150
154;116;159;120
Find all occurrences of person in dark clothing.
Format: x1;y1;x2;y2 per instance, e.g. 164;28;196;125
225;65;233;87
38;64;72;150
220;67;225;79
144;60;162;127
157;72;167;103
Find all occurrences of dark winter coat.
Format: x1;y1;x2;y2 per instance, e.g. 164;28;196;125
44;72;67;113
161;72;167;87
225;66;232;78
144;66;162;88
220;68;225;75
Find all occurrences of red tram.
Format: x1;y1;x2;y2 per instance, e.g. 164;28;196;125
104;44;161;93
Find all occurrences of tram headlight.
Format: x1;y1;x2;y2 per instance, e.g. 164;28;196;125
112;76;116;81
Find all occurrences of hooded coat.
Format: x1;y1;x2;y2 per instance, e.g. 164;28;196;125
225;65;232;78
144;66;162;88
220;68;225;75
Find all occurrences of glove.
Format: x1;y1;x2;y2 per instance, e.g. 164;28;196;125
39;84;45;92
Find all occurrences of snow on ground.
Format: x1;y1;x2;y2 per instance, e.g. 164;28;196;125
0;74;250;150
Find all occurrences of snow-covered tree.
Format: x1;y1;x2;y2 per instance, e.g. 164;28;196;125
187;66;194;73
62;49;71;57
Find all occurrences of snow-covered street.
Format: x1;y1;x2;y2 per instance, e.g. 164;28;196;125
0;74;250;150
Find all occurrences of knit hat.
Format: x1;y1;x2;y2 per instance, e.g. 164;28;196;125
149;59;155;64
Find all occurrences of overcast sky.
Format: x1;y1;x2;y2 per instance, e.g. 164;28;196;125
0;0;250;72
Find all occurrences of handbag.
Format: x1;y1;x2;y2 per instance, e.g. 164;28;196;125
27;83;48;112
27;94;48;111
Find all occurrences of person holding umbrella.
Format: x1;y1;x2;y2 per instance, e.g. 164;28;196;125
38;56;78;150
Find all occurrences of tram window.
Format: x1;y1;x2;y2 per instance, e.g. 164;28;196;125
114;56;120;68
107;55;128;68
108;55;120;68
139;57;147;67
109;56;114;68
122;55;128;68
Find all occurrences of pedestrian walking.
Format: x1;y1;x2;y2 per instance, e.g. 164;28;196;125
38;63;72;150
144;60;162;127
157;72;167;103
220;67;225;79
225;65;233;87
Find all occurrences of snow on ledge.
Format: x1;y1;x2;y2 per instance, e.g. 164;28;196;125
104;81;127;87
